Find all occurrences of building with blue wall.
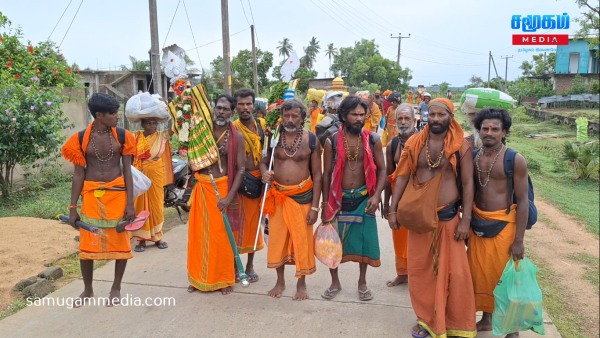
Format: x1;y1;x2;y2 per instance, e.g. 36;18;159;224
556;38;599;74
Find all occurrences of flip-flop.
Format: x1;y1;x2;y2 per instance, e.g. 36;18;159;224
235;272;240;283
321;288;340;300
156;241;168;249
411;324;430;338
117;211;150;233
246;272;259;283
134;244;145;252
358;289;373;301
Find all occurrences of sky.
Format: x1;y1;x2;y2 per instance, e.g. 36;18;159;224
1;0;586;88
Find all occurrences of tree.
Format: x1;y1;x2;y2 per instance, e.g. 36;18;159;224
277;38;294;59
356;80;381;94
469;75;484;87
330;39;412;93
231;49;274;92
574;0;600;56
519;53;556;77
325;43;338;77
121;55;150;71
439;82;450;93
204;56;246;98
0;12;79;198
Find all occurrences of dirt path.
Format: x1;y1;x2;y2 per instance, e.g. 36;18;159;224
526;200;599;337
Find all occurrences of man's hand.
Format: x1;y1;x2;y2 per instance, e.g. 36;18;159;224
124;205;136;222
387;213;400;230
262;171;274;185
509;239;525;261
69;209;81;230
365;196;380;214
306;209;318;225
217;196;232;213
382;204;390;220
454;218;470;241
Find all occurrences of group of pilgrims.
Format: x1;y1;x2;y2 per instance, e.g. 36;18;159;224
61;82;530;338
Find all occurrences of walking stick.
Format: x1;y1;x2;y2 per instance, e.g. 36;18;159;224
253;124;281;251
207;168;250;288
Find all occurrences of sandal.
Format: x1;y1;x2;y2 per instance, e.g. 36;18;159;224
116;211;150;233
156;241;168;249
321;288;340;300
358;289;373;301
246;272;259;283
412;324;430;338
134;243;146;252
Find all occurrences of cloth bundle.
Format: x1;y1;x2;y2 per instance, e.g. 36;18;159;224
125;92;171;131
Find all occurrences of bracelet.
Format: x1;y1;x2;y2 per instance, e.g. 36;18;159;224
321;201;328;205
69;205;80;209
311;207;320;212
387;212;397;216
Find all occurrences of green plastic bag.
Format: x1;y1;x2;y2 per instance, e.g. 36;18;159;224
493;258;546;336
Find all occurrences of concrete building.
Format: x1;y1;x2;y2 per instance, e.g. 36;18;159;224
78;70;170;101
553;38;599;93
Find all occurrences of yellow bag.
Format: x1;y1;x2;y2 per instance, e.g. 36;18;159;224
381;129;388;146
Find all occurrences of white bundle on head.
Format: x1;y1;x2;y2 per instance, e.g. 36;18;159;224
125;92;171;131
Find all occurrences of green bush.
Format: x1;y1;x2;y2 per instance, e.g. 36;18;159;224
511;106;536;123
560;141;600;180
508;80;555;103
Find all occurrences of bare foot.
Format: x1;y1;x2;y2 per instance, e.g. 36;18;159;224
107;289;121;307
220;286;233;295
73;289;94;308
505;333;519;338
292;279;309;301
476;313;493;332
187;285;197;293
386;275;408;287
412;324;428;337
268;280;285;298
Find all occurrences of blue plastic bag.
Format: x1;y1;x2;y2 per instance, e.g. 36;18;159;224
379;116;386;128
493;258;546;336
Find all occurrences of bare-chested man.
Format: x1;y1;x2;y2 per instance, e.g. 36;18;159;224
388;98;476;337
321;96;387;301
186;94;245;295
231;88;265;283
261;97;322;301
62;93;137;307
383;103;417;287
468;108;529;338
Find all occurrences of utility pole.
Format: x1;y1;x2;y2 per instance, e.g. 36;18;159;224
501;55;514;92
487;51;491;88
149;0;162;96
391;33;410;66
221;0;232;95
251;25;259;95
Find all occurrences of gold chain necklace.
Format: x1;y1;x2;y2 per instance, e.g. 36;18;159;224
425;137;444;170
344;130;361;171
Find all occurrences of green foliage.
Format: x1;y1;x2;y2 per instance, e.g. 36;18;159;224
330;39;412;93
438;82;450;93
356;80;381;94
507;80;555;102
469;75;483;87
573;0;600;57
120;55;150;71
277;38;294;59
560;141;599;180
0;181;71;219
268;81;287;105
519;53;556;77
510;106;536;123
230;49;274;91
300;37;320;70
567;74;599;95
294;67;318;94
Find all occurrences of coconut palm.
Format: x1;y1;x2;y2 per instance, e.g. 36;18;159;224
121;56;150;71
300;47;314;70
277;38;294;59
325;43;338;77
301;37;321;70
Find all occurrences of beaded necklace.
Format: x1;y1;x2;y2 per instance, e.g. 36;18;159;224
425;137;444;170
280;128;303;158
475;144;505;187
91;126;114;176
343;130;361;171
216;129;229;156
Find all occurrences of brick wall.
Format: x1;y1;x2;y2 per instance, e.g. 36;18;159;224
308;78;334;90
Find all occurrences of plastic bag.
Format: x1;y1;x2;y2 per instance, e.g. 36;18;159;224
493;258;545;336
125;92;170;130
131;166;152;199
314;222;343;269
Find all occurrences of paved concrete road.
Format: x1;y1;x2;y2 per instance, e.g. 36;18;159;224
0;215;560;337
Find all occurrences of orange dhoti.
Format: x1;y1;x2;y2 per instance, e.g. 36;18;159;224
264;177;316;277
468;203;517;313
389;176;408;276
408;215;476;338
187;174;235;291
233;170;265;254
79;176;133;260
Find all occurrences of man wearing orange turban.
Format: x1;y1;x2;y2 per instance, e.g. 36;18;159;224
387;98;477;338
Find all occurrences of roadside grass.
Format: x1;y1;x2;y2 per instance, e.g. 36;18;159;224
0;182;71;219
0;299;28;321
567;253;600;292
528;250;588;338
545;108;599;122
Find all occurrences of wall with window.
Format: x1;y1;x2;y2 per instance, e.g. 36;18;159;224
555;39;592;74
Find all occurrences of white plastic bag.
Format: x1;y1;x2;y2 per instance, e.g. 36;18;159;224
131;166;152;198
125;92;170;130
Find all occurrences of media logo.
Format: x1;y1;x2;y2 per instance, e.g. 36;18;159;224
511;13;569;45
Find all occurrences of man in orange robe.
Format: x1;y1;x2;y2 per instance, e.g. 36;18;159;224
365;94;382;132
61;93;137;307
388;98;477;338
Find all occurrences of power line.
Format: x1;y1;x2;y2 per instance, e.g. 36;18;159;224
184;27;250;52
239;0;251;26
247;0;260;50
58;0;83;48
182;0;203;70
47;0;73;41
162;0;181;49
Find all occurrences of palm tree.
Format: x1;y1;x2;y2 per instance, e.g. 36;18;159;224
121;56;150;71
325;43;338;77
277;38;294;59
301;37;321;70
300;47;314;70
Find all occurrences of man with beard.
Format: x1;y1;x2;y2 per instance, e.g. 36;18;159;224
382;103;417;287
374;90;383;113
365;94;382;133
260;98;322;301
467;108;528;338
231;88;265;283
388;98;476;338
187;94;245;295
321;96;387;301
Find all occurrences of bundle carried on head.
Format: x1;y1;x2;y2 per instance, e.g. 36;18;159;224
167;84;220;172
125;92;171;131
264;79;299;135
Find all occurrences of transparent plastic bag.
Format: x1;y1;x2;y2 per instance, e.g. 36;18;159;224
131;166;152;198
314;222;343;269
493;258;546;336
125;92;170;130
